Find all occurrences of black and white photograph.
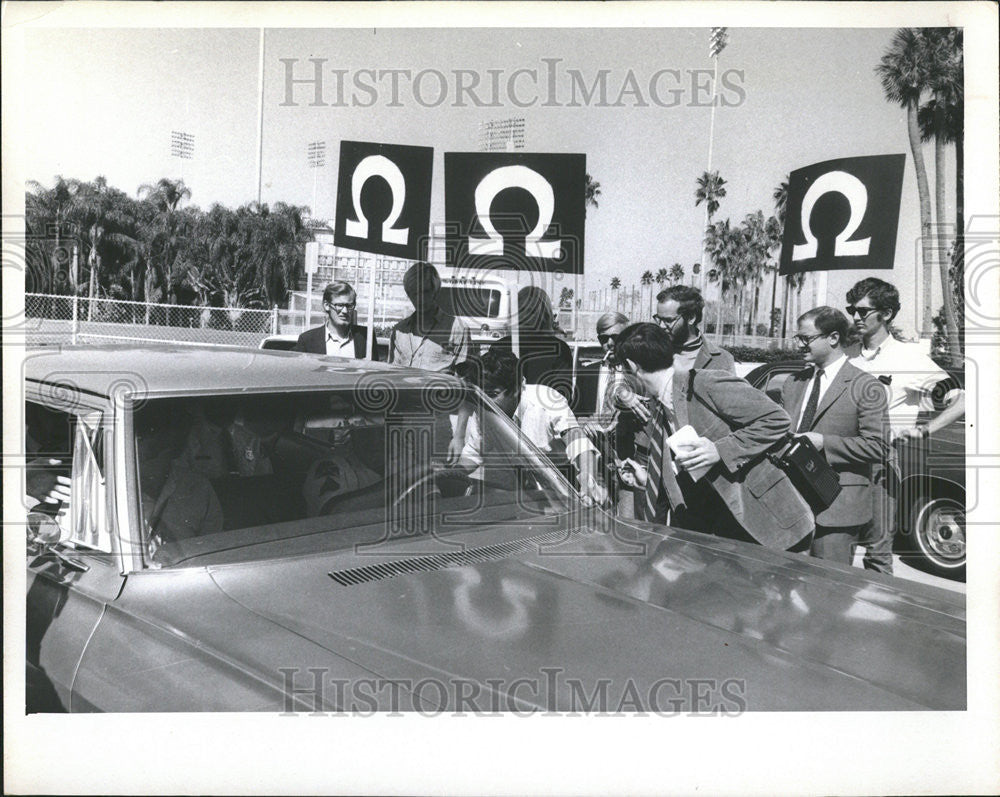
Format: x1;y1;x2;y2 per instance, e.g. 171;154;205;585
3;1;998;794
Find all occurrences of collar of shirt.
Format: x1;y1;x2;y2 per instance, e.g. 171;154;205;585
656;367;676;414
860;333;895;361
815;352;847;382
325;324;351;344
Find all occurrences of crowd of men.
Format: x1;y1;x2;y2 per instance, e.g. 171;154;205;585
293;262;964;575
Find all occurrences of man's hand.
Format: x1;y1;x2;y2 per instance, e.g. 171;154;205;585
893;425;928;442
446;434;465;465
674;437;720;472
578;472;609;507
617;458;648;489
801;432;824;451
25;458;71;507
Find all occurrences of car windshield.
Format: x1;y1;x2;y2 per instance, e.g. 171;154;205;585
133;384;573;568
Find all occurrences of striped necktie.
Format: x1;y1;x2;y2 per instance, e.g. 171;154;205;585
644;402;684;522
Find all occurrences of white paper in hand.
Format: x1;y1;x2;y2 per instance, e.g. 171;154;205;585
667;424;710;481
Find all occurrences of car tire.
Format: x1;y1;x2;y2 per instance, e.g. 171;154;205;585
907;492;966;580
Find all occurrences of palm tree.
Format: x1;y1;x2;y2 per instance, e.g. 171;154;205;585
138;178;192;312
669;263;685;285
917;28;963;362
704;219;735;340
655;267;668;287
609;276;621;291
877;28;936;338
695;170;728;218
609;276;622;311
640;269;654;318
26;176;80;293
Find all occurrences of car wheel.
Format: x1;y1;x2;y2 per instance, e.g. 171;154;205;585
910;494;966;579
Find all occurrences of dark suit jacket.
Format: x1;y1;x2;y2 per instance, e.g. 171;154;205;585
645;368;814;550
292;324;378;360
780;359;890;527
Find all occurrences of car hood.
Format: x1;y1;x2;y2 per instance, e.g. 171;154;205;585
206;519;966;712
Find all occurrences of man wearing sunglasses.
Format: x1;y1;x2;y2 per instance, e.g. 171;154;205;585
845;277;965;574
654;285;734;374
293;281;378;360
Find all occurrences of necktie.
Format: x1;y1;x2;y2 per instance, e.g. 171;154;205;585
797;368;825;432
644;403;685;522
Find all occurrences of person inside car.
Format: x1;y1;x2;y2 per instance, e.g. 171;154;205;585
457;348;608;507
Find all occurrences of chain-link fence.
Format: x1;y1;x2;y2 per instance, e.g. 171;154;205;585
24;293;277;348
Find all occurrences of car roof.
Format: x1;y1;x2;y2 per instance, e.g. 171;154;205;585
24;344;457;399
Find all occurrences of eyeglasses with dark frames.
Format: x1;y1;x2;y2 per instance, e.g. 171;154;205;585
793;332;827;346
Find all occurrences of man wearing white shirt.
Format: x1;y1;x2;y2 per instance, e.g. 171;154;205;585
459;348;608;507
846;278;965;574
781;307;890;564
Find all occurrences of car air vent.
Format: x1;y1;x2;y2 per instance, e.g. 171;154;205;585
328;527;587;586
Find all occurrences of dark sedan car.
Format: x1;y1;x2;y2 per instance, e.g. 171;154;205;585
746;359;966;579
23;345;965;712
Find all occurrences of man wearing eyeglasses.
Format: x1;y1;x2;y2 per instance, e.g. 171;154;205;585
293;281;378;360
654;285;734;374
845;277;965;574
781;307;890;565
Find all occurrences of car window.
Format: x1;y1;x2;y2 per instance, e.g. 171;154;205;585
764;371;793;404
133;387;572;569
25;402;112;553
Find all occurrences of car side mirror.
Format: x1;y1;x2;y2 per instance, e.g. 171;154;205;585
27;510;90;572
27;509;71;546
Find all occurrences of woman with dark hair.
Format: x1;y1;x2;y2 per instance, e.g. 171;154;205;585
490;285;574;404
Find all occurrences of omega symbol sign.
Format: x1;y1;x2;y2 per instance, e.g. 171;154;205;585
444;152;586;274
334;141;433;260
779;154;905;276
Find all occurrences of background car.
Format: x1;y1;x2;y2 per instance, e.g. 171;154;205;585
745;359;966;579
23;344;965;712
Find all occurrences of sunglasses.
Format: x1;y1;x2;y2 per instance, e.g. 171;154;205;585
597;332;619;344
846;305;879;320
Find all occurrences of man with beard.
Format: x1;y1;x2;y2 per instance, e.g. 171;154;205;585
654;285;734;374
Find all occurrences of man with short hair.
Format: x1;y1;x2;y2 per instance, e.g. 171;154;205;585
654;285;734;373
845;277;965;574
615;323;813;550
293;281;377;359
459;347;608;507
782;307;891;565
390;262;471;371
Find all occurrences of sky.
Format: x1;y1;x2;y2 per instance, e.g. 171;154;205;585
19;25;959;335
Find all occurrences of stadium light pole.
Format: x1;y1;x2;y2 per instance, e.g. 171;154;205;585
700;26;727;340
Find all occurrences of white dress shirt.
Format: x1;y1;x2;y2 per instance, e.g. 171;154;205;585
849;335;953;435
324;326;354;358
797;353;848;430
461;384;597;475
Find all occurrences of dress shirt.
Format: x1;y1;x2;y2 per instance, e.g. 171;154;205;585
850;335;953;435
324;326;355;358
796;353;847;431
461;384;597;474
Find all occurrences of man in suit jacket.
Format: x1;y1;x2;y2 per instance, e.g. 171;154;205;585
293;281;378;360
654;285;735;374
781;306;890;564
616;323;813;551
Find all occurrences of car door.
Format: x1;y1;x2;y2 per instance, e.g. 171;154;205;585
746;362;801;405
25;396;126;713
